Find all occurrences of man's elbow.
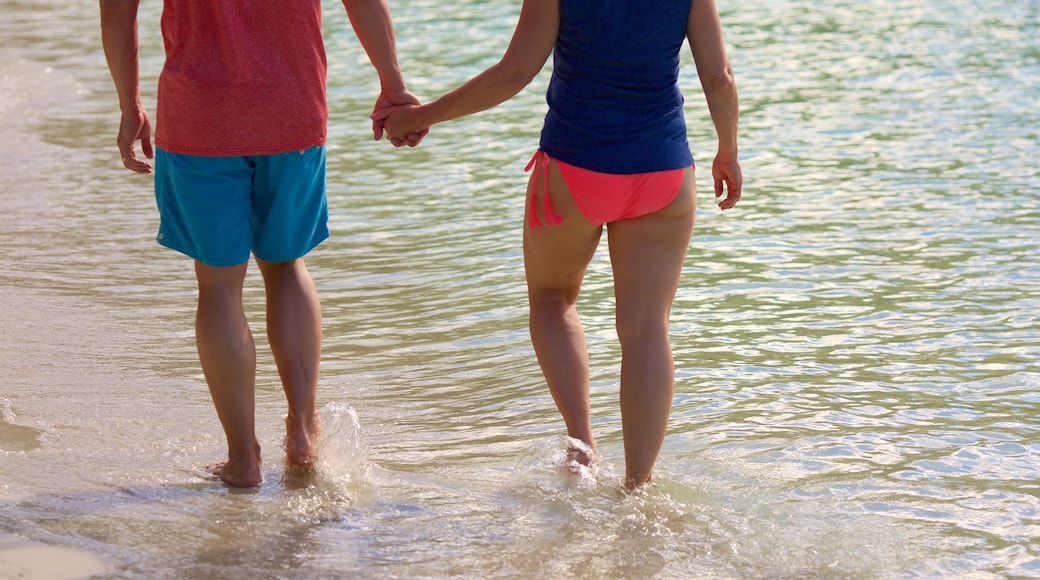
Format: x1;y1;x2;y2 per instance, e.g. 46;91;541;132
99;0;138;23
341;0;375;12
99;0;136;15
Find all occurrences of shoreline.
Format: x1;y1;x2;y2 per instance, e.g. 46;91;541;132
0;35;112;580
0;533;108;580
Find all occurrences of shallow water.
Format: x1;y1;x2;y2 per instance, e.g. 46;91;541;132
1;0;1039;577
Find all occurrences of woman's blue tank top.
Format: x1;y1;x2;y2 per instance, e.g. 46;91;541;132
539;0;694;174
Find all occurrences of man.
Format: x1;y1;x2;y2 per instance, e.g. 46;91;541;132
99;0;420;487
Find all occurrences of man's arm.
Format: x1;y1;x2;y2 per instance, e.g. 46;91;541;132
341;0;407;94
341;0;424;144
100;0;153;173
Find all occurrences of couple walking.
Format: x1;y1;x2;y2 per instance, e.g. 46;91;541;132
100;0;742;490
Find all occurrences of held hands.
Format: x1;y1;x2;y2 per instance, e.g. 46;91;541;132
117;107;154;173
371;104;427;147
371;89;429;147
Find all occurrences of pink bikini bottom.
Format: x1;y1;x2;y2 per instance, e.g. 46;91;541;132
525;151;687;228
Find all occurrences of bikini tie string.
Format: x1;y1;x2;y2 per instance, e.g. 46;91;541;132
524;150;563;228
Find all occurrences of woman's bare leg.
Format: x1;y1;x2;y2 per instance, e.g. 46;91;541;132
523;160;602;461
606;168;696;488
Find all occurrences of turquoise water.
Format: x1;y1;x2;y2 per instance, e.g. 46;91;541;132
1;0;1039;577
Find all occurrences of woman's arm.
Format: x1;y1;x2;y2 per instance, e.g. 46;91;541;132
377;0;559;140
688;0;742;208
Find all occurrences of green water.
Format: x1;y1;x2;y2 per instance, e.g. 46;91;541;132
1;0;1038;577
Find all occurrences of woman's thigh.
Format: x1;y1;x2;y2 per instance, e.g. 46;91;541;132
522;158;604;302
607;167;697;333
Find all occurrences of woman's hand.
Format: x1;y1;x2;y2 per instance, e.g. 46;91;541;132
371;89;428;147
371;103;430;147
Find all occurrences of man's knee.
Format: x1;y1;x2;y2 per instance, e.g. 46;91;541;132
256;256;306;279
195;261;248;291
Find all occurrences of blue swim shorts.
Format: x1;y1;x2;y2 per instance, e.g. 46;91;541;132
154;146;330;267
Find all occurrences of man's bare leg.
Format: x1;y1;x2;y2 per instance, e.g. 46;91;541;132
195;261;262;488
256;257;321;469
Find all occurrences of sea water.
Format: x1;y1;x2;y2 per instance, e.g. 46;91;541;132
1;0;1039;577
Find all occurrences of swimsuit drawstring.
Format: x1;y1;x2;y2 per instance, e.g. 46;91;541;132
525;150;563;228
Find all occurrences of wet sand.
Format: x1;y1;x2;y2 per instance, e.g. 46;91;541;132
0;533;108;580
0;287;114;578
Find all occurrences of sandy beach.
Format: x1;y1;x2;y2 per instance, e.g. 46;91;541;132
0;289;114;579
0;533;108;580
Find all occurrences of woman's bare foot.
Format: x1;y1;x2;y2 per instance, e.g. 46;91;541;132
284;413;319;470
564;437;599;473
623;474;655;491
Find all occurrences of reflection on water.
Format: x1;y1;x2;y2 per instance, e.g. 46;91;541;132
1;0;1039;577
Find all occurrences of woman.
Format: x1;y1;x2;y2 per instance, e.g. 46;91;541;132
376;0;742;488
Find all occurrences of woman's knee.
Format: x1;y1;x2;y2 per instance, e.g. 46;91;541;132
528;286;580;310
615;312;669;350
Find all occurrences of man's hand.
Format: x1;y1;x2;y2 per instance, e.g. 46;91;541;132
117;107;153;173
371;89;428;147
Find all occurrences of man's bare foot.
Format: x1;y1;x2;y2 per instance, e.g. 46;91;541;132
284;413;319;469
207;460;262;488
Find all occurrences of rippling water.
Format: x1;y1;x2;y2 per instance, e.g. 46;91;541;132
1;0;1039;577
